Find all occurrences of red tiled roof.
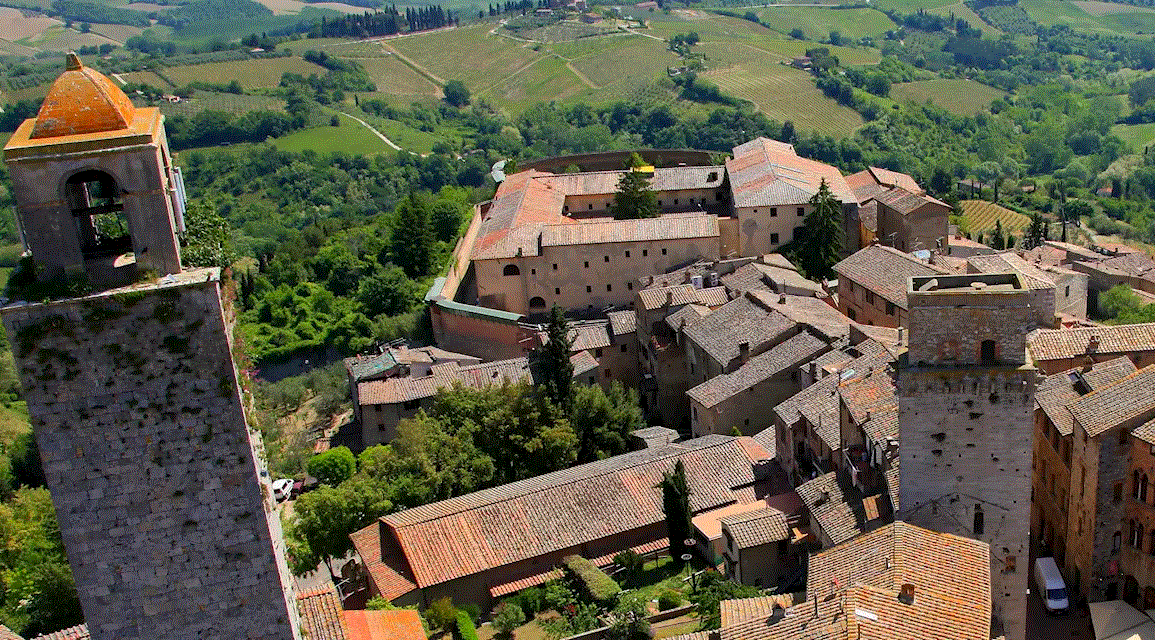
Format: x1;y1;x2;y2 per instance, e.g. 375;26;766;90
298;586;349;640
727;138;855;207
720;508;790;548
350;524;419;602
687;331;827;408
1029;323;1155;362
29;625;88;640
0;625;21;640
873;187;949;215
1068;365;1155;437
344;610;426;640
540;215;718;247
361;435;770;592
1035;357;1137;436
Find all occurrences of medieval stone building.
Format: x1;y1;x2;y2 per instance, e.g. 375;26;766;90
897;273;1038;640
1;54;300;640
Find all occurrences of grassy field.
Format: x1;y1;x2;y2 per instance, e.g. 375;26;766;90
386;25;544;88
927;2;1003;36
754;6;897;41
959;199;1031;236
159;57;329;89
273;112;397;154
872;0;958;10
891;79;1007;115
701;41;864;136
362;115;446;154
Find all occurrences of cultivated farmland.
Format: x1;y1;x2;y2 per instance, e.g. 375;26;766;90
959;200;1031;237
385;25;544;89
158;58;329;90
891;79;1007;115
356;55;440;98
701;42;864;137
158;93;286;117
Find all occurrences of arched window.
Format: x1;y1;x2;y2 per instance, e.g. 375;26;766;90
973;504;984;535
503;264;520;276
980;340;997;365
65;169;130;258
1136;471;1143;500
1142;474;1150;503
528;296;546;311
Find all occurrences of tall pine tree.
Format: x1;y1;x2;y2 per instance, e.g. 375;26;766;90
611;153;658;220
392;193;433;278
658;460;694;563
793;178;845;280
535;305;575;408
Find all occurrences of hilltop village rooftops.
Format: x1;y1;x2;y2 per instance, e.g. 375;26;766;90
351;435;772;598
1035;357;1138;437
966;252;1073;290
688;331;828;408
719;507;792;549
833;244;949;309
670;522;991;640
1028;323;1155;362
846;166;924;203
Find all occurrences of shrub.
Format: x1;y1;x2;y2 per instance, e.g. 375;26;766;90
614;550;643;579
517;586;546;615
424;596;458;631
563;555;621;605
657;591;682;611
461;603;481;625
451;610;479;640
493;602;526;637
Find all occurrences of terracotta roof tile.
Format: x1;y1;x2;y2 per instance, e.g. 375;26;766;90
720;595;798;628
687;332;828;408
665;304;711;332
682;295;796;367
1028;323;1155;362
350;524;419;602
637;284;698;311
695;286;730;308
298;586;349;640
1068;365;1155;437
344;610;425;640
541;215;718;247
872;187;949;215
967;253;1056;290
727;138;855;207
30;54;134;139
720;507;791;548
28;625;89;640
607;310;637;336
0;626;21;640
1035;357;1137;436
796;472;870;545
363;435;770;591
747;292;851;341
833;245;948;309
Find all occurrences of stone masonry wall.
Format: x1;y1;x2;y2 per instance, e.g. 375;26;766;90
899;367;1035;640
2;274;300;640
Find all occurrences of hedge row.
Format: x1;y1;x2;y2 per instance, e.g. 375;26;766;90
451;610;478;640
562;555;621;604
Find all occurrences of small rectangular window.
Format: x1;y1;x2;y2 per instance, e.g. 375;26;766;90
552;263;558;271
604;369;611;378
531;268;536;275
586;285;592;293
621;344;628;353
588;203;593;210
643;249;648;257
595;348;603;358
770;233;779;245
797;207;805;216
604;256;609;262
770;207;778;217
606;284;612;292
662;248;668;255
555;287;560;295
584;261;589;268
627;282;634;291
1065;285;1071;297
674;199;679;205
887;302;895;315
625;250;631;258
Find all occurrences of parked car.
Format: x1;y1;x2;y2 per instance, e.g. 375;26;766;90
272;478;293;502
292;476;320;499
1034;557;1069;614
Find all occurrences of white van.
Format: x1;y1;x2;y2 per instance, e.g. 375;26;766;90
1034;557;1069;614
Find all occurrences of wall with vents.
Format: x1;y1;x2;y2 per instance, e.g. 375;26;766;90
2;276;299;640
898;367;1035;640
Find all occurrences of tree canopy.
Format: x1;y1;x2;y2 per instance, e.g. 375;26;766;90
790;179;845;280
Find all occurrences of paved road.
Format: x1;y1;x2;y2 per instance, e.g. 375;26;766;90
1025;579;1094;640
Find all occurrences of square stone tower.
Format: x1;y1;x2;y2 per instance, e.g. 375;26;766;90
897;273;1038;640
1;54;300;640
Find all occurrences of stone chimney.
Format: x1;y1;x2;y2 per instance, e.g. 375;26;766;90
899;583;916;605
1087;335;1100;353
739;341;750;363
665;290;673;311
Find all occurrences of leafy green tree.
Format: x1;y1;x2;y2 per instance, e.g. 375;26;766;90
658;459;693;564
391;411;496;501
536;305;574;408
307;446;356;486
991;219;1006;250
286;478;392;575
356;266;421;317
792;179;845;280
443;80;471;107
392;193;434;278
611;163;658;220
1103;283;1143;320
431;198;467;242
181;199;236;269
569;382;645;462
0;488;82;637
1064;200;1092;227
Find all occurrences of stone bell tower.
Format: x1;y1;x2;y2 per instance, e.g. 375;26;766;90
897;273;1038;640
1;54;301;640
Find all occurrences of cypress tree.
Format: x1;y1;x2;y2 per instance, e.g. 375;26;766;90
536;305;574;408
793;178;845;280
658;460;694;563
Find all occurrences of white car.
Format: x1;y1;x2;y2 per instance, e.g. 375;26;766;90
272;478;294;502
